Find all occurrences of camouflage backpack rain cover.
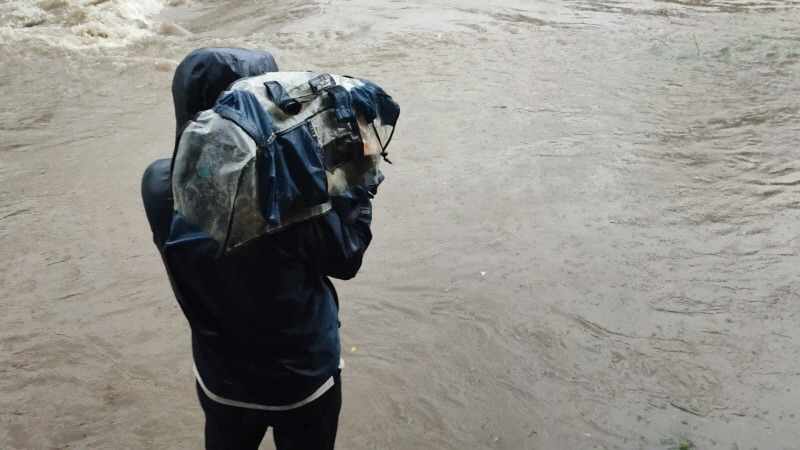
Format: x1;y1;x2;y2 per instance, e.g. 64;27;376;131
171;71;400;256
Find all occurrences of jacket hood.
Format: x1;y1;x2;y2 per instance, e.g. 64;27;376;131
172;47;279;138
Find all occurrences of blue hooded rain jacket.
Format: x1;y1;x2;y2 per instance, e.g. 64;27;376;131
141;48;374;408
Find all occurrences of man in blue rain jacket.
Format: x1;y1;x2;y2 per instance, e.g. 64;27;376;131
141;47;376;450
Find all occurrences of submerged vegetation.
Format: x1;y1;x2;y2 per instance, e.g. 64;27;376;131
661;437;696;450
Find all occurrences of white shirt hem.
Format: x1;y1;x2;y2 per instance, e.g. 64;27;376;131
193;364;335;411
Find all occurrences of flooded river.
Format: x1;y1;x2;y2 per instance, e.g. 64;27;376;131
2;0;800;448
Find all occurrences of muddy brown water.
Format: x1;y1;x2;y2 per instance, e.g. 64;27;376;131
2;0;800;448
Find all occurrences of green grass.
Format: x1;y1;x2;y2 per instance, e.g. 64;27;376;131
661;437;695;450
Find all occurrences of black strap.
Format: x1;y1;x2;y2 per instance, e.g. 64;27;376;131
264;81;302;115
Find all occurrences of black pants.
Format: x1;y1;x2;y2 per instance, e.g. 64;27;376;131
196;372;342;450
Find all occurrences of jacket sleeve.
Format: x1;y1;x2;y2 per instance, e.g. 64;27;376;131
141;158;174;250
308;185;375;280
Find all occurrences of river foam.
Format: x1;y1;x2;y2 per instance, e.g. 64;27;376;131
0;0;165;49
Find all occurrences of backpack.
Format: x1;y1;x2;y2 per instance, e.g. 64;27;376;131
170;71;400;256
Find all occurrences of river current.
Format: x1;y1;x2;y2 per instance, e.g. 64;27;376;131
1;1;799;448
